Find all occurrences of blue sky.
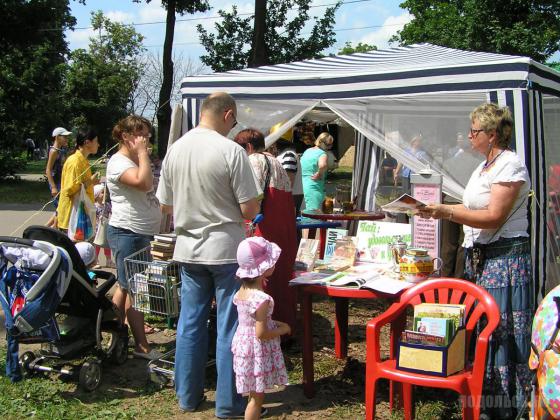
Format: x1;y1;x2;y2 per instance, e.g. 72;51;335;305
67;0;559;70
67;0;413;69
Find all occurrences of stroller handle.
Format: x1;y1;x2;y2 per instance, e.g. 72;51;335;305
0;236;36;247
0;236;56;257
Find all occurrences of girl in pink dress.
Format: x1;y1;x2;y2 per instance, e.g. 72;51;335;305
232;236;290;420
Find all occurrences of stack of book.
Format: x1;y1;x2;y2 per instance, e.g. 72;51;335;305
151;233;177;261
401;303;465;346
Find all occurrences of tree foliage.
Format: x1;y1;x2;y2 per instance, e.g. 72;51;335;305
134;0;210;158
65;12;145;152
392;0;560;62
198;0;341;72
338;41;377;55
0;0;75;177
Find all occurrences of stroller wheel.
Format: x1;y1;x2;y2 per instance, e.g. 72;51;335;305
110;335;129;365
79;360;102;392
19;351;36;377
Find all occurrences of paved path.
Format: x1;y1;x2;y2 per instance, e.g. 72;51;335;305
0;203;51;237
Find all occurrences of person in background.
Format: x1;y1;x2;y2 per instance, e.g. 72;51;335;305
234;128;298;336
393;134;427;194
232;236;290;420
45;127;71;228
25;137;35;160
93;183;113;268
418;103;532;419
448;132;466;158
56;127;100;232
300;132;333;211
106;115;162;360
271;123;304;215
156;92;260;418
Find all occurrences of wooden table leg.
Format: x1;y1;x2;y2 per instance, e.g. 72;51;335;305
302;290;315;398
334;297;349;359
389;312;407;410
318;227;327;259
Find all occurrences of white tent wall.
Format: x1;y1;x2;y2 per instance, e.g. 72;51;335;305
178;43;560;301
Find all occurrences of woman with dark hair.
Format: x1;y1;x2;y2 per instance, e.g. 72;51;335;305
56;127;100;232
106;115;162;360
234;128;298;335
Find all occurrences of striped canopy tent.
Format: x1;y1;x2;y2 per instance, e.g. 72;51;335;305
178;43;560;297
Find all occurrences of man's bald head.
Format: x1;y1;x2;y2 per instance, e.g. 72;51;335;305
201;92;236;117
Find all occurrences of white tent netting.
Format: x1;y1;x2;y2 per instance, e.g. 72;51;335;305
176;43;560;299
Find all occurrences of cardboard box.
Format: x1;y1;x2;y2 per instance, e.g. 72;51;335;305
396;327;466;377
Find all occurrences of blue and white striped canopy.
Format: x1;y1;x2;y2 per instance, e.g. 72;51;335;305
181;43;560;100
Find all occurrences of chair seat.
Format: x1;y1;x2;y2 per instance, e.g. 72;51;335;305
376;359;471;392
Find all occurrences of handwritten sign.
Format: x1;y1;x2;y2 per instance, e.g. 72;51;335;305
355;221;412;262
412;182;441;259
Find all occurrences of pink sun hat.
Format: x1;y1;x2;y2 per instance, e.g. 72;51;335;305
236;236;281;278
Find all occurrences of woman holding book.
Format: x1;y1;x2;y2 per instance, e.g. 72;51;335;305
418;103;532;419
107;115;162;360
234;128;298;336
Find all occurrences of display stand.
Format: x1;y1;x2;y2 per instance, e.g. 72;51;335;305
410;169;442;259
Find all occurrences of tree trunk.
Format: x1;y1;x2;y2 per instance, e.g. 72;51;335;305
157;0;176;159
248;0;269;68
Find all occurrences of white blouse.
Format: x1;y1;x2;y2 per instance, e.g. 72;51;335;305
462;150;530;248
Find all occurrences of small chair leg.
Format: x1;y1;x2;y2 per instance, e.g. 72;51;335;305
403;383;414;420
365;376;377;420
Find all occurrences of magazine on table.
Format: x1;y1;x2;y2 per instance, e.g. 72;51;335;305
328;271;413;294
381;194;427;214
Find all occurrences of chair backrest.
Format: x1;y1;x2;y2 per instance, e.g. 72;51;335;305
399;278;500;358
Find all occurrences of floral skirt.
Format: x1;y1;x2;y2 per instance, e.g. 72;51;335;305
464;237;533;418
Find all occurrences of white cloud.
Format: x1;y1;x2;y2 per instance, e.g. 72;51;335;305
358;12;412;49
137;0;167;23
105;10;134;23
66;27;95;50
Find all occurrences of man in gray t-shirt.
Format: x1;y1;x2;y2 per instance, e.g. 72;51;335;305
156;92;259;417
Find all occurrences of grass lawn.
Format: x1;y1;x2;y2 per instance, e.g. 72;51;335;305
0;179;51;204
20;157;106;177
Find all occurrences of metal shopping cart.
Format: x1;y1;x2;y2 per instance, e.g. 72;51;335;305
125;247;216;387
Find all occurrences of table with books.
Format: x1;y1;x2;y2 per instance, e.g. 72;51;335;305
290;263;413;398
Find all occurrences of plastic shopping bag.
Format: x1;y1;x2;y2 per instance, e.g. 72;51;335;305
68;185;96;242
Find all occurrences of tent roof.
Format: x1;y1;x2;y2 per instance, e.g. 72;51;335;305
181;43;560;99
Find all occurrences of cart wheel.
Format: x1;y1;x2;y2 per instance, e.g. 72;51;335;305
110;335;129;365
149;371;168;388
19;351;36;377
79;360;102;392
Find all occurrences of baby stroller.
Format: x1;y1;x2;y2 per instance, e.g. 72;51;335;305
0;226;128;391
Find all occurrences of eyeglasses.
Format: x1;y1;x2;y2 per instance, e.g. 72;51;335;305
469;128;485;137
232;116;238;128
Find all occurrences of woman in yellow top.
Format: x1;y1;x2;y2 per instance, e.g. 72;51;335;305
56;127;100;231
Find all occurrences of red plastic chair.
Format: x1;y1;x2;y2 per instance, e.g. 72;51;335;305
365;278;500;420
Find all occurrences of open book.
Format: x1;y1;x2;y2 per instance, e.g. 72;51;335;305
329;272;413;294
381;193;427;214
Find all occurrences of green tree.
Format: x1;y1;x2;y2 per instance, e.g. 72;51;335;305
0;0;75;177
198;0;341;72
65;11;145;152
134;0;210;159
392;0;560;62
338;41;377;55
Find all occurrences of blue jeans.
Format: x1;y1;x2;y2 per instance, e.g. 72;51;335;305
107;225;152;290
175;263;244;417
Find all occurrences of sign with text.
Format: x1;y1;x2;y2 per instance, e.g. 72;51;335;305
355;221;412;263
412;182;441;259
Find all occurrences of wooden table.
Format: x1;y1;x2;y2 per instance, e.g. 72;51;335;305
301;210;385;258
298;283;406;400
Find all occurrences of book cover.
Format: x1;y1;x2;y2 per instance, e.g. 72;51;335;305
153;233;177;243
330;237;357;266
151;250;174;259
413;317;454;342
355;221;411;262
381;193;427;214
413;303;466;329
401;329;446;346
324;228;348;261
295;238;320;271
150;240;175;249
